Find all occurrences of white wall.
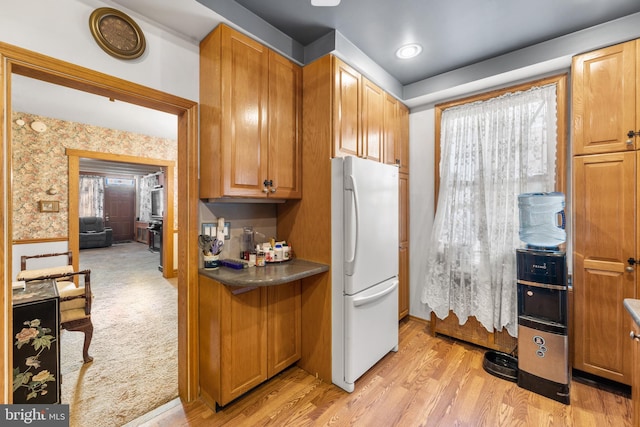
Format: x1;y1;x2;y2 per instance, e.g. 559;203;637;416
12;243;70;278
408;109;435;320
1;0;202;277
0;0;200;101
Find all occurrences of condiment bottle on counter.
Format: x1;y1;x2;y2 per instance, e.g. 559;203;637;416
256;245;265;267
274;243;283;261
265;247;274;263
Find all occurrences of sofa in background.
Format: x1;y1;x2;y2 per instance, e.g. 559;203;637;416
79;217;112;249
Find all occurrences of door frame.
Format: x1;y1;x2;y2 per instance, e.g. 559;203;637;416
1;42;200;403
69;150;176;277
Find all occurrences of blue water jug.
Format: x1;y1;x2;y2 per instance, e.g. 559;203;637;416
518;192;566;249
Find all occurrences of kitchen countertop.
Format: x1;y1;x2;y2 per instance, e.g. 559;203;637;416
624;298;640;327
199;258;329;287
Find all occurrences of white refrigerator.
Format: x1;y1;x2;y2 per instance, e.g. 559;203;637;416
331;155;399;393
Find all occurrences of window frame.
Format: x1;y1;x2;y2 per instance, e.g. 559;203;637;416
433;74;568;210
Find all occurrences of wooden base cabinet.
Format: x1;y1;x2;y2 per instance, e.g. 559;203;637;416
199;275;301;408
267;283;302;375
135;221;149;244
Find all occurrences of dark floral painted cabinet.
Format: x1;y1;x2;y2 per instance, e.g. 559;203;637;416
12;280;60;404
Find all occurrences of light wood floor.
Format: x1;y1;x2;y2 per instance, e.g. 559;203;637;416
137;318;631;427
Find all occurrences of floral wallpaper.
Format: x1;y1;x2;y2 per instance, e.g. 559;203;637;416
12;112;177;241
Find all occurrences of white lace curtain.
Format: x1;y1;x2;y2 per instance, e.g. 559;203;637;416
420;84;558;337
139;174;159;221
79;175;104;217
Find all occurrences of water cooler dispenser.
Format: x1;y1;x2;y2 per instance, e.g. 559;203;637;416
516;192;570;404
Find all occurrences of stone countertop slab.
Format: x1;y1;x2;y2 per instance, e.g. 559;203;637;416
199;258;329;287
624;298;640;327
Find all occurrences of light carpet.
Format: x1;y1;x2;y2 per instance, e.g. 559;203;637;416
60;242;178;427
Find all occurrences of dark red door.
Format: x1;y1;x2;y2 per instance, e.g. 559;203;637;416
104;180;135;242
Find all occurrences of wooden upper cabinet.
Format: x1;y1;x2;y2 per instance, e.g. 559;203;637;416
572;40;637;155
268;51;302;199
333;58;361;158
397;103;410;173
383;92;398;166
361;77;384;162
221;25;269;197
199;24;301;199
383;94;409;171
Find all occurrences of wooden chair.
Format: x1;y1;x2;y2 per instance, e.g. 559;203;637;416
17;251;94;363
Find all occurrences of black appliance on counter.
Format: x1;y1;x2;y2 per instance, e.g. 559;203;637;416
148;220;163;272
516;248;570;404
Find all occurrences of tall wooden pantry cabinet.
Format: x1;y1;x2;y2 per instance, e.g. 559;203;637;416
572;39;640;385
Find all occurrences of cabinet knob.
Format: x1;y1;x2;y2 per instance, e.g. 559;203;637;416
630;330;640;341
626;266;635;272
263;179;273;193
270;187;277;193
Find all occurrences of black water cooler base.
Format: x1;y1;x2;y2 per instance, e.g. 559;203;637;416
518;370;570;404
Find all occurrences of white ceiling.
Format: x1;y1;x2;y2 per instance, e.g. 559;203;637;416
11;75;179;141
11;0;640;145
224;0;640;85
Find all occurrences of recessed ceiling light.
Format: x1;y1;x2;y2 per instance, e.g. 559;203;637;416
396;43;422;59
311;0;341;6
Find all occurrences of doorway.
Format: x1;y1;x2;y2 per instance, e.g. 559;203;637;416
72;153;176;277
73;157;178;423
104;180;136;242
1;43;200;404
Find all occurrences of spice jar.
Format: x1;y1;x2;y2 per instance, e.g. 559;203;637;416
256;250;265;267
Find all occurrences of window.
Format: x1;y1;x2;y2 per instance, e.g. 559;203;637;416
421;75;568;336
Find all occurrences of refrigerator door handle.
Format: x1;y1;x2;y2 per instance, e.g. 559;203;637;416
352;280;398;307
345;173;360;276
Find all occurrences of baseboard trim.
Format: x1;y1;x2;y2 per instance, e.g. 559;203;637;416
122;397;181;427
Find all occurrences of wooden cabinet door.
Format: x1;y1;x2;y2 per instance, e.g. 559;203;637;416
383;93;398;166
573;152;636;384
399;172;409;245
397;103;410;173
361;77;384;162
268;51;302;199
267;281;301;377
398;172;410;319
13;295;60;404
333;57;361;158
572;40;636;155
220;285;268;404
221;26;269;197
398;245;409;319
